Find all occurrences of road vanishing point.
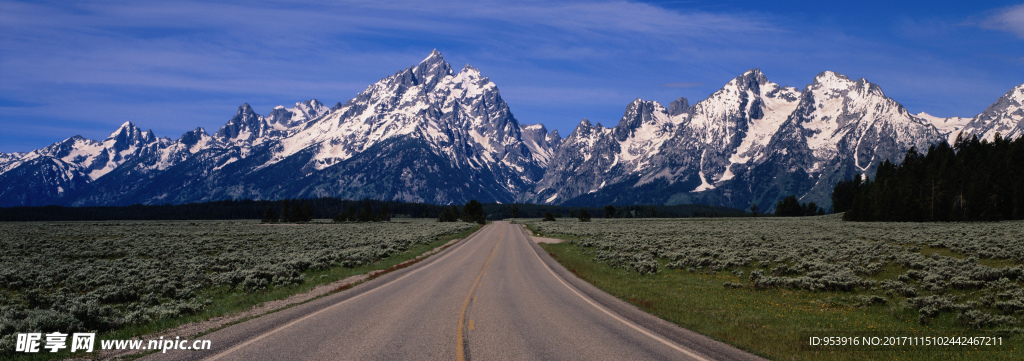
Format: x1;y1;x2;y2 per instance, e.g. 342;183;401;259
149;221;765;361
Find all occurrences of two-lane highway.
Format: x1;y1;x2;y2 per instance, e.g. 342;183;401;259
150;221;763;360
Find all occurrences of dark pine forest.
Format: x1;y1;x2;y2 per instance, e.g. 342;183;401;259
833;134;1024;222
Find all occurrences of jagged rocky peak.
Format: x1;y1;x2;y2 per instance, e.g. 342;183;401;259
615;99;670;141
520;123;562;166
267;99;328;129
410;49;454;89
447;64;497;100
728;69;770;92
179;127;210;147
668;97;690;116
810;71;884;98
960;82;1024;141
214;103;263;140
983;83;1024;114
107;121;156;151
547;129;562;145
573;118;596;133
521;123;550;139
812;71;852;89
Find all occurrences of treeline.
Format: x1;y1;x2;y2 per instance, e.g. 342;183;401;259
833;134;1024;222
0;199;435;222
437;200;486;224
487;203;747;219
0;198;748;222
772;195;826;217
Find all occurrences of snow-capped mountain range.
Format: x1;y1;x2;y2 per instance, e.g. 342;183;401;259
1;51;1021;209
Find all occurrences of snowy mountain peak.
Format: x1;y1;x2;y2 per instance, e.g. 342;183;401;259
959;82;1024;141
106;121;156;151
412;50;453;89
916;112;971;144
266;99;328;130
214;103;264;141
520;123;560;166
812;71;852;89
731;69;769;89
548;129;561;141
5;53;1022;210
615;99;670;141
1003;83;1024;104
179;127;209;146
107;121;137;139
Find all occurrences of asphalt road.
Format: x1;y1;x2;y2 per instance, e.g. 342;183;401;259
149;221;765;361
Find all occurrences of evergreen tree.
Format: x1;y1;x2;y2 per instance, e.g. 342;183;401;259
300;201;313;223
261;206;277;223
358;201;374;222
603;205;616;218
838;136;1024;222
510;205;520;218
461;200;485;224
542;211;556;222
578;209;592;222
774;195;803;217
281;199;292;223
438;205;460;222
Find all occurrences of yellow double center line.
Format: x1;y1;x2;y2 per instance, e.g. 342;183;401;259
457;225;503;361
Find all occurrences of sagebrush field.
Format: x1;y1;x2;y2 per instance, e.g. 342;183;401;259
0;219;474;353
526;216;1024;360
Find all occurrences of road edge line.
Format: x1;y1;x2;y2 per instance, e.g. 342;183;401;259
203;224;490;360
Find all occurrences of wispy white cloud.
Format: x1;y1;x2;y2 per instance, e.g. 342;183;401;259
979;4;1024;39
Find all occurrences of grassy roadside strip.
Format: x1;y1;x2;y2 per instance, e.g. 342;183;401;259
536;232;1021;361
18;224;481;361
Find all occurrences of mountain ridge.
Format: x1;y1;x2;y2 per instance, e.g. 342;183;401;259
1;51;1021;210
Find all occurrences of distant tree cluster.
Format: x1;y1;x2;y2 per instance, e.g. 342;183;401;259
438;205;461;222
263;199;313;223
834;135;1024;222
773;195;825;217
331;201;391;222
438;199;486;224
603;205;616;218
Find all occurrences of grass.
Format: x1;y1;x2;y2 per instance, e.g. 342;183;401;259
8;224;480;360
540;240;1022;361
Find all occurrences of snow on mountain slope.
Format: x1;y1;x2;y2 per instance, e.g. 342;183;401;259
519;123;561;166
534;69;951;210
0;152;25;174
960;84;1024;142
267;99;329;130
264;50;545;198
738;72;946;209
795;71;942;174
680;69;801;185
1;50;550;206
2;51;1021;209
916;112;971;145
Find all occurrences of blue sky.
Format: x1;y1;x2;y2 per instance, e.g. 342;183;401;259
1;0;1022;153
